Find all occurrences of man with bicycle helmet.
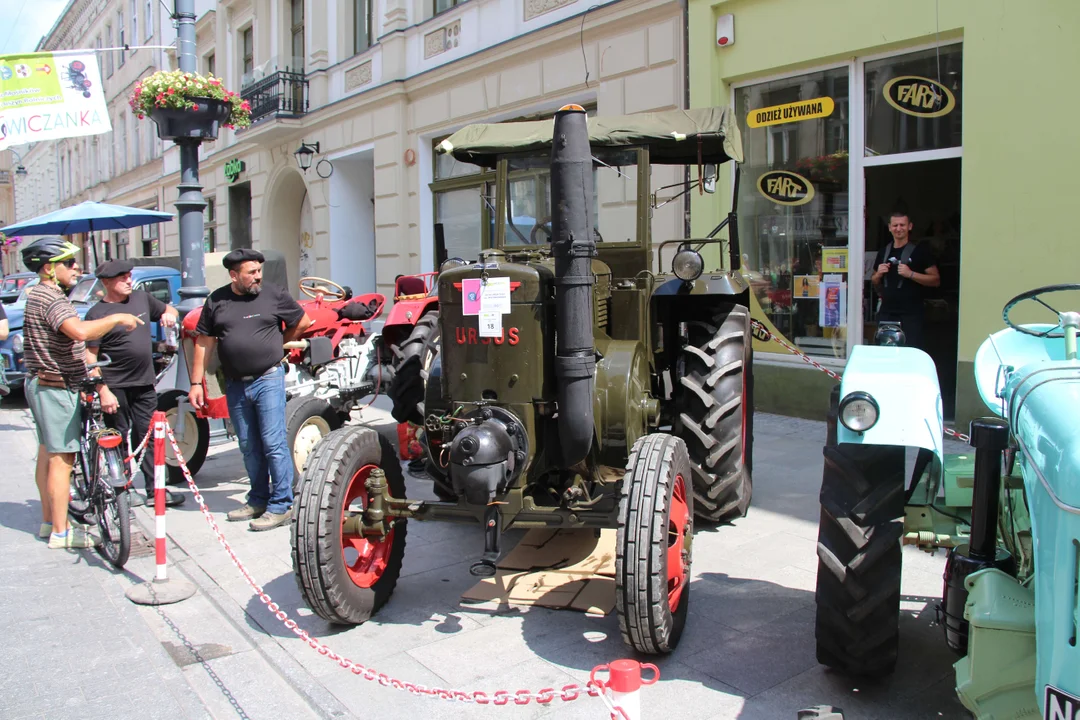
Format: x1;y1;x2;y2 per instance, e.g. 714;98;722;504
21;237;144;549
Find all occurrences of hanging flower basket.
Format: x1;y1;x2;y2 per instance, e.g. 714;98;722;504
129;70;252;141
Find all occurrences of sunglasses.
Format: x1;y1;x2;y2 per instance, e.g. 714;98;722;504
58;258;78;268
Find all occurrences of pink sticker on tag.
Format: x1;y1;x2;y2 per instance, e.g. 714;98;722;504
462;278;482;316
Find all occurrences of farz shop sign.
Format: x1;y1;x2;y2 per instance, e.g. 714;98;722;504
883;76;956;118
757;170;815;206
0;51;111;150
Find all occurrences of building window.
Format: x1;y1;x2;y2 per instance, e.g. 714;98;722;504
133;121;141;167
117;116;127;173
205;52;216;77
353;0;372;54
142;216;160;256
117;231;129;260
864;44;963;157
131;0;138;53
242;27;254;76
117;11;126;65
204;197;217;252
735;66;850;360
144;0;153;39
434;0;458;15
291;0;305;69
105;25;114;76
103;236;113;261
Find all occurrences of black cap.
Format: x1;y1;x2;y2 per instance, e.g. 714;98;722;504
223;248;265;270
94;259;135;278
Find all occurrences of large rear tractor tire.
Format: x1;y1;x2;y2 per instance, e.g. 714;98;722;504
616;433;694;654
673;305;754;523
286;395;343;488
815;443;905;677
387;311;440;425
157;390;210;485
292;426;407;625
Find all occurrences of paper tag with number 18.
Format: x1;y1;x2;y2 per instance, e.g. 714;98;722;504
479;311;502;338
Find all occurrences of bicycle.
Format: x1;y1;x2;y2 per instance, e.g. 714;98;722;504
68;355;132;568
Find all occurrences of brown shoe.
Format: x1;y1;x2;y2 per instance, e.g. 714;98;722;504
227;504;266;522
249;508;292;532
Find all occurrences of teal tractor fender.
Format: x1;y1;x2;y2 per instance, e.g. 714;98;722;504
835;344;944;468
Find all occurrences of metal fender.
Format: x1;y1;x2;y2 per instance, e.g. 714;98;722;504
835;345;943;459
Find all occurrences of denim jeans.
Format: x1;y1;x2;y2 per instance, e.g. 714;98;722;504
225;365;293;514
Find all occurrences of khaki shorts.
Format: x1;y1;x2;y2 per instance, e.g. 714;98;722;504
26;377;81;454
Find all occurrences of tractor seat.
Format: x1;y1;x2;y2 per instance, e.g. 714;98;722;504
396;276;427;298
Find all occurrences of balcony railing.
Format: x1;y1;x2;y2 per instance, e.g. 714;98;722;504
240;69;309;125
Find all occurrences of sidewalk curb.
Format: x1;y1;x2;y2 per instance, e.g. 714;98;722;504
130;508;357;720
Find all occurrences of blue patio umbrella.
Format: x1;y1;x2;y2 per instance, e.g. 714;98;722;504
0;200;175;266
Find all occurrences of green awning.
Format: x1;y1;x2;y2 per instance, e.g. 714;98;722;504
437;107;743;169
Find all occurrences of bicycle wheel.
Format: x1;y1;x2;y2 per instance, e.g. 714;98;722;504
95;448;131;568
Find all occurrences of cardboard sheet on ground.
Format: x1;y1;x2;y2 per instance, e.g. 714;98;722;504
461;529;617;615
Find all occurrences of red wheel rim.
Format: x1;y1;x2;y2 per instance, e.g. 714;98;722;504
666;473;691;611
341;464;395;588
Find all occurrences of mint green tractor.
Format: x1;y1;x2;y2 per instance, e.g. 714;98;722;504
814;284;1080;719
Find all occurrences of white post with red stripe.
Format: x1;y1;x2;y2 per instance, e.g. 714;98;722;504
590;660;659;720
153;413;168;581
125;410;197;606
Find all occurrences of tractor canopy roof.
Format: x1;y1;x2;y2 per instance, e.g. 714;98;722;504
437;107;743;169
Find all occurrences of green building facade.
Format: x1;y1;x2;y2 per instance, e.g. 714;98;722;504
687;0;1079;429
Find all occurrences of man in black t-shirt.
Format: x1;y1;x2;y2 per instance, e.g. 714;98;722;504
190;249;312;531
85;260;185;507
871;211;940;349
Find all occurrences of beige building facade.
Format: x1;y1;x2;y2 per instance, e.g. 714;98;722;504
13;0;688;298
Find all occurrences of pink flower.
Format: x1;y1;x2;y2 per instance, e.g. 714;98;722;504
192;103;200;111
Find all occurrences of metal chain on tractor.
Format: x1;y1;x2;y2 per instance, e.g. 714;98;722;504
161;425;630;716
749;319;971;443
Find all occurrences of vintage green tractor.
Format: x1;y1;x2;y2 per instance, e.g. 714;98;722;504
291;104;754;654
814;287;1080;718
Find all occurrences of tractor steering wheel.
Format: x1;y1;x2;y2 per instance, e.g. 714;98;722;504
1002;283;1080;338
299;276;347;301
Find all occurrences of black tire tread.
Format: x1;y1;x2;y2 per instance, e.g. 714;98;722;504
814;443;905;677
388;311;440;424
673;305;753;523
615;433;693;654
292;426;407;625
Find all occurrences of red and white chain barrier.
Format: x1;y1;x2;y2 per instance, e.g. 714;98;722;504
160;423;644;716
750;319;971;443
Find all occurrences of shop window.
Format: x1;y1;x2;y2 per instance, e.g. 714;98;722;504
736;66;850;359
142;220;159;256
865;44;962;157
117;232;129;260
436;185;490;265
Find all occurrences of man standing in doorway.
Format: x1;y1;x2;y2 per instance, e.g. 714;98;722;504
84;259;185;508
188;249;312;531
872;211;940;349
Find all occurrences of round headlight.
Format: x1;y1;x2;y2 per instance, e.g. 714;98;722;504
839;391;879;433
12;333;23;355
672;248;704;282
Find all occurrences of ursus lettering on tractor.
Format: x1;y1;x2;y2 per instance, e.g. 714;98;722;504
157;250;433;485
292;104;755;654
813;286;1080;719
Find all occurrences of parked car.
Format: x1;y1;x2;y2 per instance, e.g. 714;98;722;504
1;266;181;390
0;272;38;304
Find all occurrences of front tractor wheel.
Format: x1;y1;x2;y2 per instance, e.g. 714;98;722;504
815;443;905;677
285;395;343;488
616;433;694;654
157;390;210;485
673;304;754;523
292;426;407;625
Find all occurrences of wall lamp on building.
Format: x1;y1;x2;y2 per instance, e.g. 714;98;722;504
294;141;321;173
9;149;28;177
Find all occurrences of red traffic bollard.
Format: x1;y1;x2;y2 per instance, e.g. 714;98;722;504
591;659;659;720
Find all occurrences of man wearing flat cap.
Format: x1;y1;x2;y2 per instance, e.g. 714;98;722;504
84;259;185;507
189;248;312;531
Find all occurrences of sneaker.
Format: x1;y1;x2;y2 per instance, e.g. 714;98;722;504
48;527;100;549
249;508;292;532
38;522;53;539
134;490;186;508
227;504;266;522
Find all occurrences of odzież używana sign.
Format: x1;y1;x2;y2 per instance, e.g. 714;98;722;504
747;97;835;128
0;51;111;150
224;158;246;182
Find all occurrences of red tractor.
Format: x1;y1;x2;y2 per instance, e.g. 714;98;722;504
154;250;438;486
